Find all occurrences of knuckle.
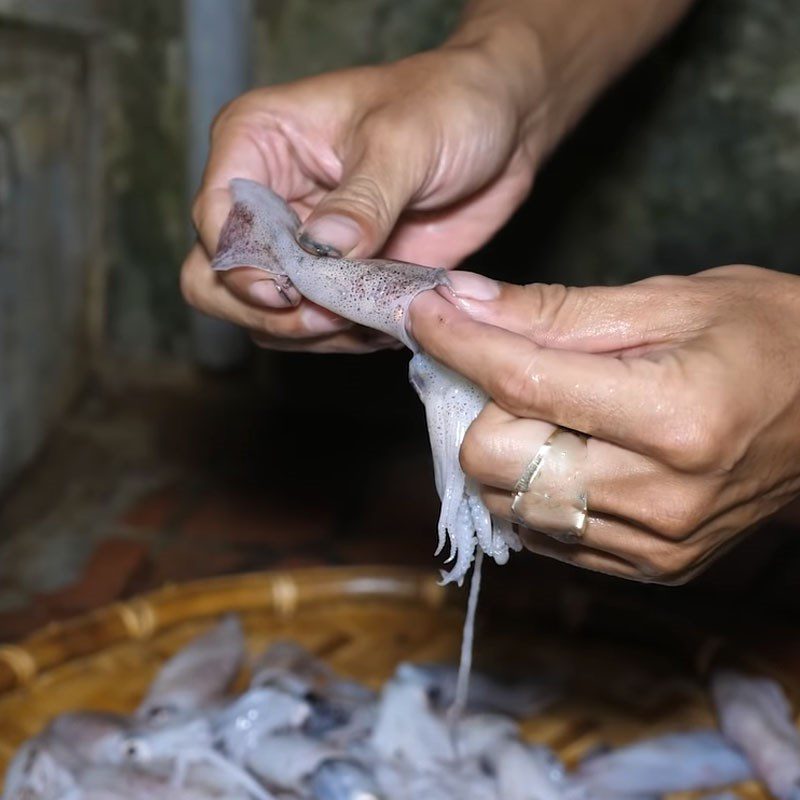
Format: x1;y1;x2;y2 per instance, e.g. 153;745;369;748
492;355;545;416
661;570;694;587
338;173;394;230
190;195;205;234
651;404;727;473
209;99;235;138
460;418;493;478
248;309;310;341
521;283;577;344
652;510;694;542
640;490;703;542
209;107;230;142
209;90;259;138
179;257;201;309
360;109;402;140
359;102;426;147
640;544;694;584
649;371;744;473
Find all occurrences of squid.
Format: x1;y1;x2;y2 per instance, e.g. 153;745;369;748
212;179;521;585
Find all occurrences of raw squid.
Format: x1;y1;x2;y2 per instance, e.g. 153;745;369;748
394;662;558;718
711;669;800;800
1;620;563;800
7;617;787;800
137;614;245;723
309;760;382;800
569;730;753;797
211;179;521;585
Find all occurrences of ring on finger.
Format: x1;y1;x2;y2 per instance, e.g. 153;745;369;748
510;426;589;542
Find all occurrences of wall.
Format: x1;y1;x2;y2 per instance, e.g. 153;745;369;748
105;0;800;358
104;0;464;359
489;0;800;287
1;0;798;493
0;5;105;493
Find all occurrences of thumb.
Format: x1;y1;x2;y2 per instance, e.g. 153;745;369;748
299;136;419;259
440;272;688;354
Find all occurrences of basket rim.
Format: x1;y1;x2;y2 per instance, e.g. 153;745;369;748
0;565;449;695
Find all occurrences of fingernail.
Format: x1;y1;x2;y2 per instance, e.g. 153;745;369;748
299;215;362;257
249;279;301;307
445;271;500;301
301;303;353;334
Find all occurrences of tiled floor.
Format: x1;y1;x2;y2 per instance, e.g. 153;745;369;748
2;353;800;646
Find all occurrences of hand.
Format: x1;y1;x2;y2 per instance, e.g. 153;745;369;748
181;34;544;353
410;266;800;584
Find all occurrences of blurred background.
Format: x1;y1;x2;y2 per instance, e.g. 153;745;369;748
0;0;799;643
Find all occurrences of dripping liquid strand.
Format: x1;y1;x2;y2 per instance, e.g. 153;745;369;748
448;548;484;727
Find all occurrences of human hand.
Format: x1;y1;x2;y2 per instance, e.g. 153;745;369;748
181;31;544;353
410;266;800;583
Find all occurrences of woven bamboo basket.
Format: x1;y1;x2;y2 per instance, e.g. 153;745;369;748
0;566;776;798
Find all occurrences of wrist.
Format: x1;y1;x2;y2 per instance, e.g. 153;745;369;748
443;0;695;161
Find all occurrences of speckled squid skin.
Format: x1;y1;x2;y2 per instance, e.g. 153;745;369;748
213;179;447;351
212;180;520;583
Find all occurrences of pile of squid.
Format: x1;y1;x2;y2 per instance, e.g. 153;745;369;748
5;616;800;800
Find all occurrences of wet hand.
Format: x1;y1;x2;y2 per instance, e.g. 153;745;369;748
181;38;543;354
410;266;800;583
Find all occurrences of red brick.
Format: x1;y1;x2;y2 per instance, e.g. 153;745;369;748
119;484;182;530
42;539;151;615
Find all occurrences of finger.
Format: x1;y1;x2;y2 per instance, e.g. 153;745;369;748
193;184;239;258
482;486;683;580
411;291;667;456
462;403;670;520
465;402;720;546
519;532;643;581
217;266;302;309
379;164;536;269
523;525;724;586
442;272;698;353
460;402;556;489
191;103;317;257
192;184;307;312
250;327;400;354
180;244;353;339
299;122;421;259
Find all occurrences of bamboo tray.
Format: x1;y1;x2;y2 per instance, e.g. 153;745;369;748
0;566;772;798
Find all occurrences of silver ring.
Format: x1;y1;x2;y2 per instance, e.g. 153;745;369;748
510;426;589;542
